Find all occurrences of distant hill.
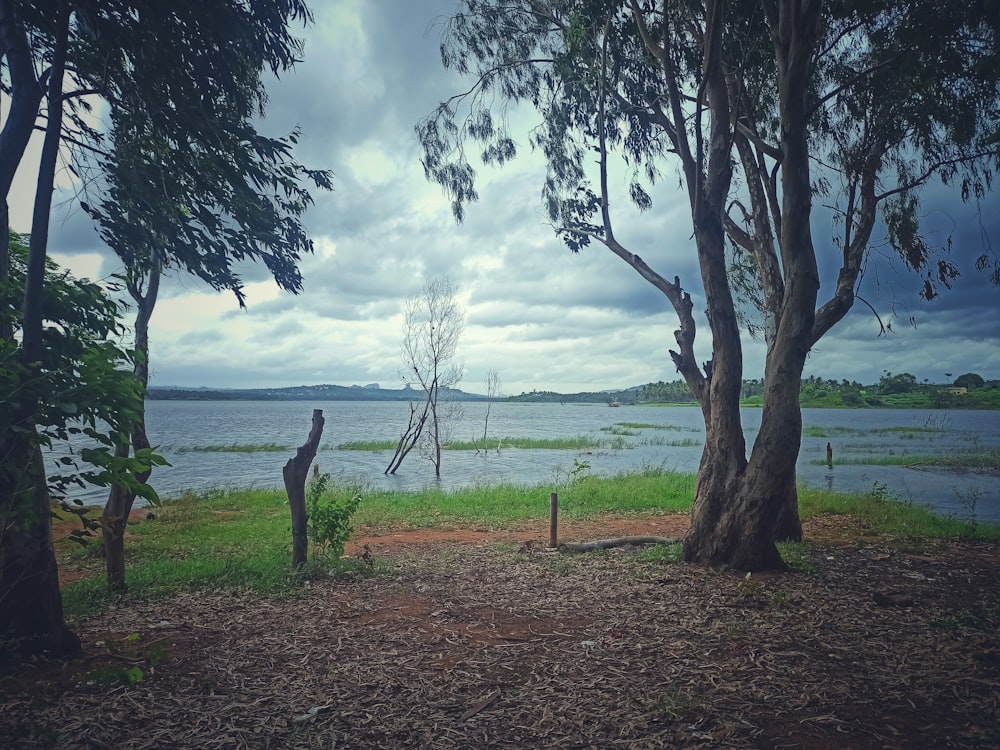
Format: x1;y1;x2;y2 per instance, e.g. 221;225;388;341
146;383;490;402
145;383;644;403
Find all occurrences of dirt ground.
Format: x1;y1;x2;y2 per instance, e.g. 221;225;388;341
2;514;999;749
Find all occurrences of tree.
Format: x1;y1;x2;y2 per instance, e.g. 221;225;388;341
1;233;157;655
418;0;999;569
385;278;465;477
86;15;330;593
478;368;501;452
0;0;328;651
878;372;919;395
953;373;985;390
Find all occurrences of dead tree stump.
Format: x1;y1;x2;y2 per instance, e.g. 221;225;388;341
283;409;325;568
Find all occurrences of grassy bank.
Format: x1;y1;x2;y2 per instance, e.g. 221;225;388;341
56;469;998;621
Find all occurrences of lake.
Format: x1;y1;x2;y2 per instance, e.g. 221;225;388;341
56;400;1000;523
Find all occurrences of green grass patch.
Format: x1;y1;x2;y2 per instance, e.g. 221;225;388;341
798;484;999;541
58;469;998;622
352;467;696;530
336;440;397;450
59;468;696;619
636;543;683;563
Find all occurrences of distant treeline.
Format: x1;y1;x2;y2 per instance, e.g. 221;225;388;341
641;372;1000;410
149;371;999;409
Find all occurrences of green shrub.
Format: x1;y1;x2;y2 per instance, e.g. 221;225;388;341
306;473;360;560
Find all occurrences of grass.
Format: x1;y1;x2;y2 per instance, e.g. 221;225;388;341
809;448;1000;470
56;469;998;622
337;436;628;451
801;425;944;438
600;425;639;436
171;442;291;453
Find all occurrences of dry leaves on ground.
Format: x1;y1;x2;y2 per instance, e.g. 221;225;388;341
2;520;999;749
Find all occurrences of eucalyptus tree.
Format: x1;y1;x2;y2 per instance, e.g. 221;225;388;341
88;33;330;594
418;0;999;569
0;0;328;652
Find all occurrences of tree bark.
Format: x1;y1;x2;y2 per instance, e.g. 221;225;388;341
283;409;324;568
0;2;79;654
0;447;80;655
102;260;160;592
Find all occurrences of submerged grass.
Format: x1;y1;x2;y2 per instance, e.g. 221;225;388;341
338;436;627;451
57;467;998;621
809;448;1000;470
172;442;291;453
802;425;945;438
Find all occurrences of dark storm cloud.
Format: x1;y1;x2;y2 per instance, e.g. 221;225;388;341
13;0;997;391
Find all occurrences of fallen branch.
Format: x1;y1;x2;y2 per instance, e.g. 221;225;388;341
560;536;678;553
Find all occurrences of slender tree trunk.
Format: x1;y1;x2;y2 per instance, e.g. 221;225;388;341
1;208;11;342
430;381;442;478
385;398;430;474
283;409;324;568
102;261;160;592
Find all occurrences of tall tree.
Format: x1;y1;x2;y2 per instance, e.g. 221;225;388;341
87;18;330;592
418;0;999;569
0;0;329;651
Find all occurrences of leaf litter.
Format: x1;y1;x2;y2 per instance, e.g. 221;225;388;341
2;516;998;749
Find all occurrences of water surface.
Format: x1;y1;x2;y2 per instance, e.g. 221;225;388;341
57;401;1000;523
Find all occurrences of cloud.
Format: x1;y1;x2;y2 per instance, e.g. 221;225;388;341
7;0;998;394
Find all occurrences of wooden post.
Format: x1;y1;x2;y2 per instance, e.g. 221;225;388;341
283;409;325;568
549;492;558;548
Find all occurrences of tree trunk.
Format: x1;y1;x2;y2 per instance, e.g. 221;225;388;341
385;398;430;475
101;426;152;593
0;3;79;655
0;446;80;656
283;409;325;568
101;261;160;592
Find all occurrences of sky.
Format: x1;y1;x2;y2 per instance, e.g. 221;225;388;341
9;0;1000;395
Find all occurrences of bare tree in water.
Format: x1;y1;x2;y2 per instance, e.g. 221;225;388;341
385;278;464;477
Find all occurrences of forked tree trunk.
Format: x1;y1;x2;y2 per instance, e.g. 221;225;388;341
683;331;809;569
283;409;325;568
385;398;430;475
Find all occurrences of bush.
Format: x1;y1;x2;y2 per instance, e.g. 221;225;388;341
305;473;360;560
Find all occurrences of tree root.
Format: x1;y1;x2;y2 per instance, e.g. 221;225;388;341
559;536;678;553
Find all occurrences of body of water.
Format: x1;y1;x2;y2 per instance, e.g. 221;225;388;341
55;400;1000;523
